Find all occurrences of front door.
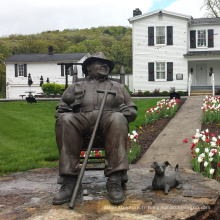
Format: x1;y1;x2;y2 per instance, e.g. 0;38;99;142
196;63;207;86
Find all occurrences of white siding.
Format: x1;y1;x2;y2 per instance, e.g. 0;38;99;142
188;24;220;51
132;13;189;93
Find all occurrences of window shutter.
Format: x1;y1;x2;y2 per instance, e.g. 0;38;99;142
70;65;73;76
24;64;27;77
148;27;154;46
61;65;64;76
167;62;173;81
208;29;214;47
167;26;173;45
148;62;154;81
15;64;18;77
190;30;196;48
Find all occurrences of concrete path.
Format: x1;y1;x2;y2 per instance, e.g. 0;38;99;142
138;96;204;169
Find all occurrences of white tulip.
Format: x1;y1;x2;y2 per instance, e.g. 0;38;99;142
209;152;214;157
209;168;215;174
205;148;209;153
209;158;213;162
130;135;134;140
198;157;203;163
204;161;209;167
202;136;206;141
210;142;216;147
212;137;217;142
195;148;200;153
199;153;205;158
192;139;199;144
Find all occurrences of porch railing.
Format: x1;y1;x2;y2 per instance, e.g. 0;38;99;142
211;73;215;96
188;73;192;96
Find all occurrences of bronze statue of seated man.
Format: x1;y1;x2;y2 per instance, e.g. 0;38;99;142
53;52;137;205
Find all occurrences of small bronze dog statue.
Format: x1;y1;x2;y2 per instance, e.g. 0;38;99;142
142;161;182;195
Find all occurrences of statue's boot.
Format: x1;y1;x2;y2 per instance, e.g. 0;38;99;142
52;175;77;205
106;171;125;204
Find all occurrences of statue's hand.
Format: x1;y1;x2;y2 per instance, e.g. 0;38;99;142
57;104;72;113
118;104;131;116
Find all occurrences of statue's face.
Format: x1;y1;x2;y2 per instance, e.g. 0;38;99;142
87;60;110;78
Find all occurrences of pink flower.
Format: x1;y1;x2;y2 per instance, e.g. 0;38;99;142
193;155;197;158
183;138;188;143
192;136;195;139
211;134;215;137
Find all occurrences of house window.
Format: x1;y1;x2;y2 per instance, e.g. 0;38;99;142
156;62;166;80
18;64;24;76
156;26;165;45
197;30;206;47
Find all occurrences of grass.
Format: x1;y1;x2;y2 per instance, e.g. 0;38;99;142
129;98;162;131
0;98;162;176
0;101;59;176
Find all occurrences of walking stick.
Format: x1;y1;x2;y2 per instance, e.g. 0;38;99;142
69;89;116;209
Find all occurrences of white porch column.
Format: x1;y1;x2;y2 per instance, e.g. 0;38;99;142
211;73;215;96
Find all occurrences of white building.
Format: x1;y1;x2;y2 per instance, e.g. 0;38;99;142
3;51;90;99
128;9;220;93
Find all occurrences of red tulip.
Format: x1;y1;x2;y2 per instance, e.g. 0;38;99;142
206;138;210;143
95;153;102;157
183;138;188;143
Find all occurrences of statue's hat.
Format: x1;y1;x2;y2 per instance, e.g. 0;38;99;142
82;52;114;76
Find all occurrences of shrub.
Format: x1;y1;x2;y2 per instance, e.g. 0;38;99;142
137;90;144;96
161;91;169;96
42;83;62;95
169;87;175;93
152;88;160;95
177;91;184;96
143;91;151;96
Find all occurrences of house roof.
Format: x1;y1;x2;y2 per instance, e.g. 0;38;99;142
190;17;220;25
128;9;192;23
3;52;89;63
184;50;220;56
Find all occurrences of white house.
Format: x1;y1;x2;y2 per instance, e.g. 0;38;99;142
3;50;90;99
128;9;220;93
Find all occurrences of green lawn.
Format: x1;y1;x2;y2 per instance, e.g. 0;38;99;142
0;98;161;176
129;98;162;132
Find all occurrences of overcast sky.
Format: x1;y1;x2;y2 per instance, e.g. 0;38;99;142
0;0;206;37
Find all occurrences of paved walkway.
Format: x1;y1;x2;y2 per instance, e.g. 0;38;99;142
138;96;204;169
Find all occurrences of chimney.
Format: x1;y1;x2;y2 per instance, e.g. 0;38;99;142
133;8;142;17
48;46;53;55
